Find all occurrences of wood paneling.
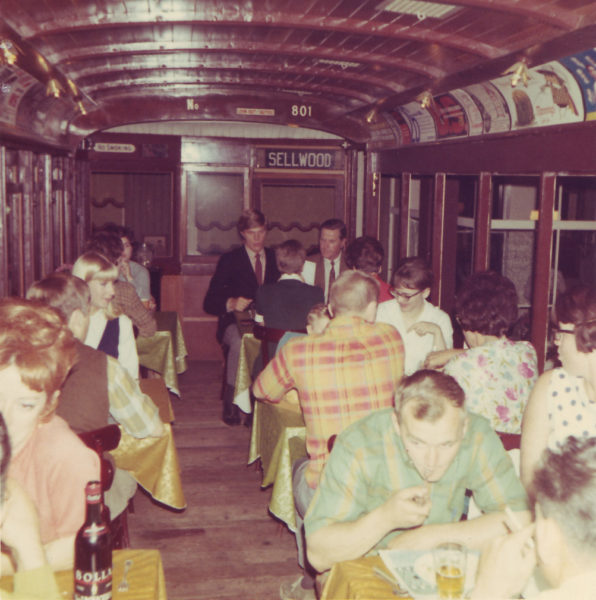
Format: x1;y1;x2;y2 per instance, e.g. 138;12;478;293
161;274;223;361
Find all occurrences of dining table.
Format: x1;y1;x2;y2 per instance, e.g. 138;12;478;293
233;332;261;413
136;311;188;396
0;548;168;600
139;377;176;423
248;399;307;531
111;423;186;510
320;555;413;600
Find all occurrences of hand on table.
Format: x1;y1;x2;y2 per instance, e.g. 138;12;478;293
471;525;536;599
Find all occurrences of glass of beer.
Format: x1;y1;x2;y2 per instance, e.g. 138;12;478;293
433;542;467;599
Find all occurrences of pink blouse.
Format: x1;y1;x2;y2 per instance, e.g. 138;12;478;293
8;415;100;544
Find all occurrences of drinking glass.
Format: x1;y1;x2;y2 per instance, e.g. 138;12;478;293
433;542;467;599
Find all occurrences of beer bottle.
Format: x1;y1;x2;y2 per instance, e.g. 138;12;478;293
74;480;113;600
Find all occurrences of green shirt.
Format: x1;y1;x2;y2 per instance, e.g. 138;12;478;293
304;408;528;551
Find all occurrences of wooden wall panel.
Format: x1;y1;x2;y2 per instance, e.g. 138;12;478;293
161;274;223;361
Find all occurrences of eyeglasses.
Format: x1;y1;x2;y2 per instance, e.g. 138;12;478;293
552;326;574;340
391;288;423;301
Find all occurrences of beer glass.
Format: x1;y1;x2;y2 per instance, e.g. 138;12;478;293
433;542;467;599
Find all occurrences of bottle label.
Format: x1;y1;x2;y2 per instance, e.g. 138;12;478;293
74;567;113;599
82;522;109;538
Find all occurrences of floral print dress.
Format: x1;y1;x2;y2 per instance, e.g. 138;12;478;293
443;337;538;434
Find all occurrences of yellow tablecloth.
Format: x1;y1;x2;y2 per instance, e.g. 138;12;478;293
248;400;307;531
233;333;261;413
321;555;412;600
137;311;188;396
111;424;186;510
139;378;176;423
0;549;167;600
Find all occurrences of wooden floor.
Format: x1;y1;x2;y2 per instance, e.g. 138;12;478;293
127;360;300;600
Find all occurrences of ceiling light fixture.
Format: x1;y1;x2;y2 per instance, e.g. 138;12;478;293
365;107;379;124
0;39;18;65
417;90;434;109
504;58;530;88
380;0;459;19
46;78;62;98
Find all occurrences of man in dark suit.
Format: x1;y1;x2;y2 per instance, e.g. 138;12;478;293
203;209;280;425
304;218;348;302
255;239;324;332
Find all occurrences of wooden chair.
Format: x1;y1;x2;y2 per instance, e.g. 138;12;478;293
253;324;306;366
78;424;131;549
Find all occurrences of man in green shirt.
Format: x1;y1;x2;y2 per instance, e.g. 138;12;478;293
305;370;529;573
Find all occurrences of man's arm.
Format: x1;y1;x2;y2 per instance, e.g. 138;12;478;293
307;484;431;572
386;509;531;552
114;280;156;337
107;357;164;438
252;346;295;402
470;525;537;600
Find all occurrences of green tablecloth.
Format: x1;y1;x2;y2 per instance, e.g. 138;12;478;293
137;311;188;396
248;400;307;531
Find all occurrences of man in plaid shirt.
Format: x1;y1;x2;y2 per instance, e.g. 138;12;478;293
253;270;404;600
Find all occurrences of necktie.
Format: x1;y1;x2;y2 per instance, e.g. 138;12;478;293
255;252;263;285
329;260;336;289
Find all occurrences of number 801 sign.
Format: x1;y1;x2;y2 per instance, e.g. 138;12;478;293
291;104;313;118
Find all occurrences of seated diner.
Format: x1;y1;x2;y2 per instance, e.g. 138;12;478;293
0;298;100;573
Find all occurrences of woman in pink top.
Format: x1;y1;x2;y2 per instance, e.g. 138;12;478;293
0;299;100;573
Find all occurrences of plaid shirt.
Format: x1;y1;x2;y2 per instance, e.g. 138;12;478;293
305;410;529;549
107;356;163;438
253;315;404;488
114;280;157;337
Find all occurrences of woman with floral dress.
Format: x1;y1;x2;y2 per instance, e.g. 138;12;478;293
429;271;537;434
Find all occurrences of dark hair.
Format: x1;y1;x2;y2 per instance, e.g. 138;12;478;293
84;230;123;264
96;222;135;243
237;209;266;234
27;272;91;321
555;284;596;353
534;436;596;555
392;257;433;291
345;236;384;273
455;271;518;337
275;239;306;274
395;369;465;423
320;218;347;240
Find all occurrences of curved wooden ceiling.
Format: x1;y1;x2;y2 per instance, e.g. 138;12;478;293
0;0;595;148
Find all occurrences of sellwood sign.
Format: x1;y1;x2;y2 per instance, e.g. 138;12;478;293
264;148;337;169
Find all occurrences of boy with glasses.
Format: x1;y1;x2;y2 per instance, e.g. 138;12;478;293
377;257;452;374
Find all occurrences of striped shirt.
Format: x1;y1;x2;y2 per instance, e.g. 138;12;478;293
107;356;163;438
253;315;404;488
304;409;529;549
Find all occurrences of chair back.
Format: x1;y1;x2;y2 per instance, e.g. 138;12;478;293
497;432;521;451
78;424;121;491
253;324;306;366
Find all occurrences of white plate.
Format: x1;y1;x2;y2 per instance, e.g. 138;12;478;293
414;551;479;593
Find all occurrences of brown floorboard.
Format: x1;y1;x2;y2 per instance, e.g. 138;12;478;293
127;360;300;600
